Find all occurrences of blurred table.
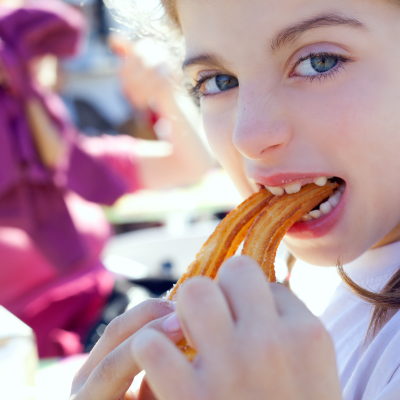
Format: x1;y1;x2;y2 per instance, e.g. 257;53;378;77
103;169;242;225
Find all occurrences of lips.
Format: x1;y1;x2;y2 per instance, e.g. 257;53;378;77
286;188;346;239
254;172;330;188
253;174;346;239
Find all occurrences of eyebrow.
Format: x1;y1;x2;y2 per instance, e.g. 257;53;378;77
270;12;367;53
182;12;368;71
182;53;228;72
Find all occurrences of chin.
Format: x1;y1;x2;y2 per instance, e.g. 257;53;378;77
286;245;343;267
283;235;370;267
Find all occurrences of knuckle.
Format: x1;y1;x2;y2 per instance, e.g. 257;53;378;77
243;326;268;349
137;298;173;320
100;298;172;343
71;369;87;394
261;334;282;360
305;318;326;340
297;318;330;350
123;298;166;321
224;255;259;272
95;351;118;384
219;256;263;285
240;330;282;365
180;277;214;304
135;329;162;361
102;314;124;341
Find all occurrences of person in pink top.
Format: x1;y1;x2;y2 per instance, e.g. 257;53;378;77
0;0;211;358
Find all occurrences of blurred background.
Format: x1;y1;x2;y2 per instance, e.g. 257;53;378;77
0;0;341;399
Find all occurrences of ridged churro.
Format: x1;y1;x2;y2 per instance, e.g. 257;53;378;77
242;183;338;282
168;181;338;360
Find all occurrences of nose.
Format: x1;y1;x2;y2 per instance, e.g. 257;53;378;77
232;85;292;160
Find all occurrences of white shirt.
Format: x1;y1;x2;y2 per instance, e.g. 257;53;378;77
321;241;400;400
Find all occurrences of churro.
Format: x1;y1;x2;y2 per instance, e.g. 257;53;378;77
167;181;338;360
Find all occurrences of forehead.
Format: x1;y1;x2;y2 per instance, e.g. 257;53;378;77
176;0;389;60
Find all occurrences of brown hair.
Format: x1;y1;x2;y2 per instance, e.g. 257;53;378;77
159;0;400;338
338;263;400;338
161;0;181;30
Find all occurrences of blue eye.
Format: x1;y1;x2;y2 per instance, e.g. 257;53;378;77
294;53;341;77
203;74;239;94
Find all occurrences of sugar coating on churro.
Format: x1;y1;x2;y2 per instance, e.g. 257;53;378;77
168;182;338;360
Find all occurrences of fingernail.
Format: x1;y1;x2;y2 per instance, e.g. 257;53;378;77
162;312;181;333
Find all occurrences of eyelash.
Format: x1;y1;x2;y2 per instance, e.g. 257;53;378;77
189;51;353;98
290;51;353;83
188;73;219;99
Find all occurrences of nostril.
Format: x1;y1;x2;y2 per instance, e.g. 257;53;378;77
260;143;283;154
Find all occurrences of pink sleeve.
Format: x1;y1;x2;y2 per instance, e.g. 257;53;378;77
78;135;145;193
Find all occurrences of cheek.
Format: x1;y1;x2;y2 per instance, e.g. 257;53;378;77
288;71;400;233
285;72;400;171
201;95;238;165
201;95;254;197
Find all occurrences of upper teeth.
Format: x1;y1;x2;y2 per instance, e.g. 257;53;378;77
265;176;330;196
263;176;345;221
267;186;285;196
284;183;302;194
314;176;328;186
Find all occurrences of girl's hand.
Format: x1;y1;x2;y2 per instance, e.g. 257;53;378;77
132;256;343;400
70;299;183;400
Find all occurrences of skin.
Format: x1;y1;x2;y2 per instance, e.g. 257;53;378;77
70;299;182;400
177;0;400;267
71;258;342;400
71;0;400;399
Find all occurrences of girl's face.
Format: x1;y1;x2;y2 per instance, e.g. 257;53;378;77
177;0;400;266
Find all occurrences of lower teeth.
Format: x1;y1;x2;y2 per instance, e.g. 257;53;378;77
299;184;344;222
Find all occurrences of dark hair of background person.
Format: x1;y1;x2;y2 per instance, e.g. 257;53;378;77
96;0;109;41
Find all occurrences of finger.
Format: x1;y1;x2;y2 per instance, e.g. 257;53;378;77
75;314;184;400
125;391;139;400
217;256;278;327
136;378;158;400
133;329;197;400
269;283;314;321
75;299;174;387
177;276;234;356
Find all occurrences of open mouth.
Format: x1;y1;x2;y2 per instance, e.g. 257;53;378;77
258;176;346;222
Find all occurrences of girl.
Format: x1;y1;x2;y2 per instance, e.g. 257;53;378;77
70;0;400;399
